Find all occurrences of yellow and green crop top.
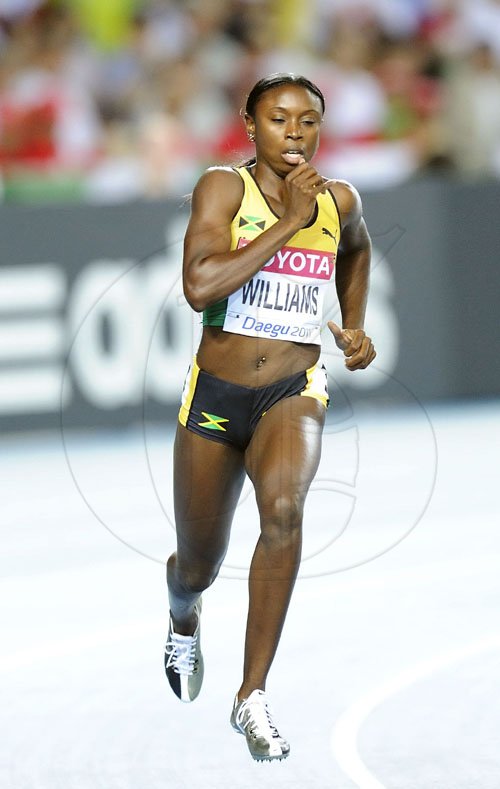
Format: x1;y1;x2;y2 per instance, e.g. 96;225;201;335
202;165;341;346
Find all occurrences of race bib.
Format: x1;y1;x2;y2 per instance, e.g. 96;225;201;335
223;239;335;345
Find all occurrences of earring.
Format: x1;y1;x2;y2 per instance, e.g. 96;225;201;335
248;133;255;142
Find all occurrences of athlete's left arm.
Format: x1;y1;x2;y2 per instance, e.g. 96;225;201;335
327;181;376;371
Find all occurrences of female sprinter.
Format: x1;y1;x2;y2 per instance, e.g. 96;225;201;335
164;73;376;762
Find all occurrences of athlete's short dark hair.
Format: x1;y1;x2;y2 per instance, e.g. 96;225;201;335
245;73;326;118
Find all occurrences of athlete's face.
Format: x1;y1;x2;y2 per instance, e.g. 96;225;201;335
246;85;323;175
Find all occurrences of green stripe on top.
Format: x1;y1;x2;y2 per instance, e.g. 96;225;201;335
203;298;228;327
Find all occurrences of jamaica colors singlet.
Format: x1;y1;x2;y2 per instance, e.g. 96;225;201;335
202;165;341;346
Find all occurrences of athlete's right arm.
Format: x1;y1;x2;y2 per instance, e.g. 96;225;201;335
183;166;320;312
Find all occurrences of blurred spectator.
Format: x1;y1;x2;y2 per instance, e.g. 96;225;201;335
374;39;444;163
445;42;500;176
320;18;387;144
313;17;421;187
63;0;137;52
315;0;430;44
84;108;198;202
457;0;500;63
0;0;44;21
154;54;232;147
0;0;499;201
0;4;100;199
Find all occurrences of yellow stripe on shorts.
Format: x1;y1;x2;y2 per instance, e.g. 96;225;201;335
178;358;200;427
300;363;329;408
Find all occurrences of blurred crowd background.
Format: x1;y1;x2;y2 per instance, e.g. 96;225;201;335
1;0;500;202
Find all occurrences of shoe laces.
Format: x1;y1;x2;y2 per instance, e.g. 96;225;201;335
236;690;280;740
165;629;198;676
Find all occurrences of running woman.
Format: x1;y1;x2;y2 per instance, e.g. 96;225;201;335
164;73;376;762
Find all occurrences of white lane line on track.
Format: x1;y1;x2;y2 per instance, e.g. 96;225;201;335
331;632;500;789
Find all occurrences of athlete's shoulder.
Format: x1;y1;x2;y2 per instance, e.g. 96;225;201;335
326;179;362;211
324;178;363;226
195;165;243;190
191;166;244;213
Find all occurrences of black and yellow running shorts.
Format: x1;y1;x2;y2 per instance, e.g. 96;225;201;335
178;358;329;450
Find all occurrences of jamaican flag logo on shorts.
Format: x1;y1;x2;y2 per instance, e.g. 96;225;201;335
239;215;266;233
198;412;229;432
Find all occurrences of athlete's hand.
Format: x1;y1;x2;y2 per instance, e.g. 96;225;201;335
283;156;335;228
328;321;376;370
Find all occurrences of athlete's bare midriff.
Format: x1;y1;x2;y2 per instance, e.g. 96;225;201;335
197;326;320;387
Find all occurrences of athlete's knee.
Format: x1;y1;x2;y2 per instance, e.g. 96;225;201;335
259;493;304;544
180;571;216;595
169;555;221;595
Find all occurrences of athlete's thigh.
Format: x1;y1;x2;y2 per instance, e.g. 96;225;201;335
174;424;246;564
245;395;325;512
